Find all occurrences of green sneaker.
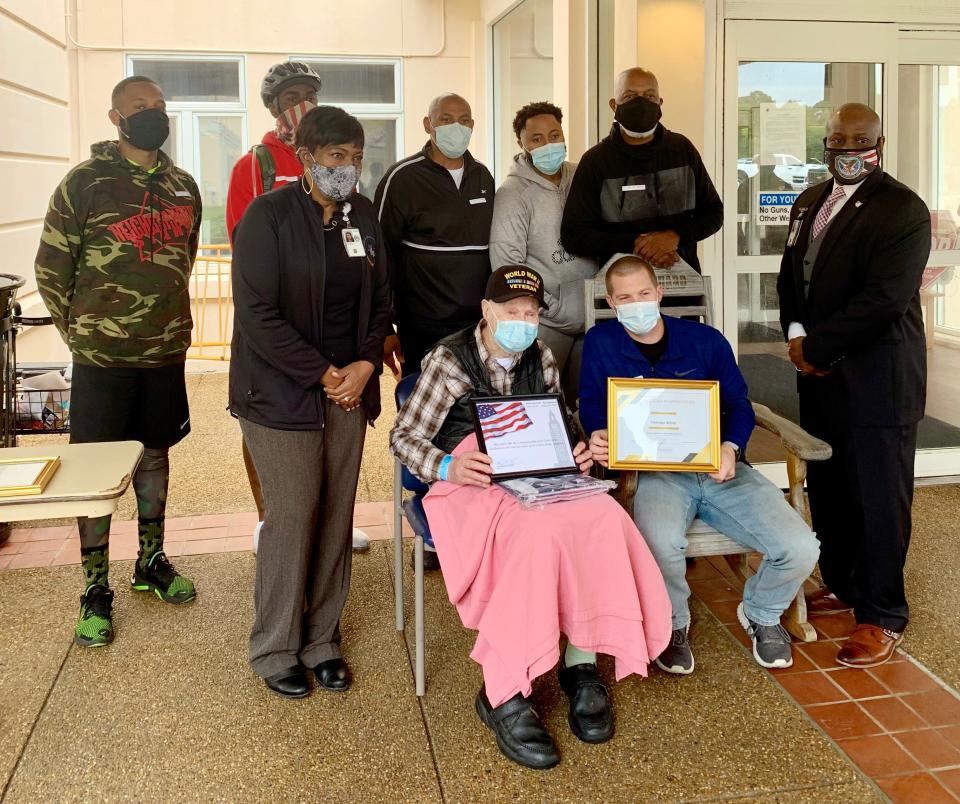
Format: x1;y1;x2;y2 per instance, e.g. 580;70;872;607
75;584;114;648
130;552;196;604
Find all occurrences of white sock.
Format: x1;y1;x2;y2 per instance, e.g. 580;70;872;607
564;642;597;667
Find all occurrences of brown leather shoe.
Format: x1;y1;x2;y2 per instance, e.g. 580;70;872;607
836;624;903;669
805;588;854;616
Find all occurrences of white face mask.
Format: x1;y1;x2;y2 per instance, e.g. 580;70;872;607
616;300;661;335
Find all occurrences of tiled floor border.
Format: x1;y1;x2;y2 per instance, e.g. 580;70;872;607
2;505;959;802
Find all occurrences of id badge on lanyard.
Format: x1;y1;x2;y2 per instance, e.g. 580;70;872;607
338;201;364;258
341;227;364;257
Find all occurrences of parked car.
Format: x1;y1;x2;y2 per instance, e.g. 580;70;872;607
737;154;825;189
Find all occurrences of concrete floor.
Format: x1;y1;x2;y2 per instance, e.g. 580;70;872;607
0;543;882;803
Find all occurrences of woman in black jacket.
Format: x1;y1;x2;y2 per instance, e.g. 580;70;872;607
229;106;391;698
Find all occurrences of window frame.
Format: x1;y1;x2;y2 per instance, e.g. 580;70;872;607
289;55;403;115
289;56;405;189
124;53;246;111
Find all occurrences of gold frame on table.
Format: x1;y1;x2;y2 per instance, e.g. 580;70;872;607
607;378;721;472
0;456;61;497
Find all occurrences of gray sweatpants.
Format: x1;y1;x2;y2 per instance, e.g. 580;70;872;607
240;400;366;678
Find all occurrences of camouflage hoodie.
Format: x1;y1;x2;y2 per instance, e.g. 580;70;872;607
35;141;202;367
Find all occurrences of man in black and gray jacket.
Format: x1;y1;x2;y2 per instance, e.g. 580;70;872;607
374;92;495;378
561;67;722;273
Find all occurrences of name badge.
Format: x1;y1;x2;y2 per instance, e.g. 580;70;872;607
786;218;802;248
469;197;487;205
174;190;192;197
622;184;646;191
341;228;364;257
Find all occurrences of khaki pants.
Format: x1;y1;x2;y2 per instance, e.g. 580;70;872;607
240;400;366;677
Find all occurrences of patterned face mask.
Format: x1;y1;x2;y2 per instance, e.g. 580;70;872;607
823;143;880;185
308;161;359;202
275;100;316;146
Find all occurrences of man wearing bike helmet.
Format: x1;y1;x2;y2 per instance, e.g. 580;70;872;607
226;62;370;554
225;61;321;242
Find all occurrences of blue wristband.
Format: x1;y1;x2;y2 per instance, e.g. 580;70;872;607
438;454;453;481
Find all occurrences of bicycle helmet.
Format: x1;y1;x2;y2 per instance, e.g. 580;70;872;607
260;62;322;110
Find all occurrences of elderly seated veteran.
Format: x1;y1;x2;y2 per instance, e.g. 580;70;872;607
580;254;820;675
389;265;671;771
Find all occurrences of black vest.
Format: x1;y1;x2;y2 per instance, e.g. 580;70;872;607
431;326;546;453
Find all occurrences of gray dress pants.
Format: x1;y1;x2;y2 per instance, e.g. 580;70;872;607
240;399;366;678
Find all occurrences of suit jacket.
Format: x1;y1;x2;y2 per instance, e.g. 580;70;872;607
776;170;931;426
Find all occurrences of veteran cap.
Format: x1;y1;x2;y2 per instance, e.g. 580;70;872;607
485;265;547;308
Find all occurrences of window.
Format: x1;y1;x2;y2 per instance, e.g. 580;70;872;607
491;0;554;184
128;57;243;104
126;56;247;246
294;57;403;199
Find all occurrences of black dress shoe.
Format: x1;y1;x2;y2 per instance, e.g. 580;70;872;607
264;666;309;699
475;687;560;770
558;663;614;743
314;658;351;691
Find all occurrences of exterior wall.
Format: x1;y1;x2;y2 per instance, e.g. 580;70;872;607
0;0;72;336
72;0;487;167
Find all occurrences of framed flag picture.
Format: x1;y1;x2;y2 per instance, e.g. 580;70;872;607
471;394;578;481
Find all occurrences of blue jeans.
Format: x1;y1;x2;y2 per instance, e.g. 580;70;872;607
632;464;819;630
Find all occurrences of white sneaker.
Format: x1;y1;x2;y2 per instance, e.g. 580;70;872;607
352;528;370;552
252;521;263;555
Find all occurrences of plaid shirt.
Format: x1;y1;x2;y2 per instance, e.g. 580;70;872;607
390;323;561;482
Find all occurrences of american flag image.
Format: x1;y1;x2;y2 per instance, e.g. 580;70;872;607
477;401;533;440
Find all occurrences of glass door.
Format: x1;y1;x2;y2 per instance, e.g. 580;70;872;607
724;21;960;481
895;34;960;476
724;21;894;483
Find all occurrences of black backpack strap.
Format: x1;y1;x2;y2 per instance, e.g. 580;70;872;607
251;144;276;194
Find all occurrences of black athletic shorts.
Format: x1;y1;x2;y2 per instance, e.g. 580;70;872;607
69;361;191;450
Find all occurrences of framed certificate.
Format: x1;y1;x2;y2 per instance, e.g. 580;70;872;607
607;378;721;472
0;456;61;497
471;394;578;481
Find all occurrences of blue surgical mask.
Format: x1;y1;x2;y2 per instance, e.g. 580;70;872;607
433;122;473;158
308;161;358;202
493;317;538;354
529;142;566;175
616;300;660;336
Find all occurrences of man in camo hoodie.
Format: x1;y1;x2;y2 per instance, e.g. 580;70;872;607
35;75;202;648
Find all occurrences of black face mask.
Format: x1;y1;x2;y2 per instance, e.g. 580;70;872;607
615;96;662;137
823;140;881;185
119;108;170;152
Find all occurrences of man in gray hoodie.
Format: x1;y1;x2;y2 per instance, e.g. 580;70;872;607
489;102;598;402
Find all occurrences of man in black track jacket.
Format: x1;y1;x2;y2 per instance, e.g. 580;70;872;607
374;92;495;377
561;67;722;273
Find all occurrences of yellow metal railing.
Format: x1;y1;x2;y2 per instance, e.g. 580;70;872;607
189;245;233;361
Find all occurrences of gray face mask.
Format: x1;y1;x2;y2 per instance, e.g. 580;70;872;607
308;161;358;201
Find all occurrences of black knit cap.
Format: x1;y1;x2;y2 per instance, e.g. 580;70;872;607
485;265;547;308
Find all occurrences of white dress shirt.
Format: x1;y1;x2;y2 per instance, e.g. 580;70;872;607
787;178;866;340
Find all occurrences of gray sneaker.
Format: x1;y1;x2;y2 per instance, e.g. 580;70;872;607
655;626;695;675
737;602;793;668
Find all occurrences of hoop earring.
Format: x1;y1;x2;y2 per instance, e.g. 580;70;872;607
301;170;314;195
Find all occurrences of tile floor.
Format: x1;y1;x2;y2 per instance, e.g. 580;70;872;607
2;503;959;803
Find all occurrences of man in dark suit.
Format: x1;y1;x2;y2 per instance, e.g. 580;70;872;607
777;103;931;669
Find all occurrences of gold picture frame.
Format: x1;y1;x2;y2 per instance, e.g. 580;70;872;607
0;456;61;497
607;378;721;472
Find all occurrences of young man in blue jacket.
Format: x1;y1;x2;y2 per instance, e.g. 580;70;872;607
580;254;819;673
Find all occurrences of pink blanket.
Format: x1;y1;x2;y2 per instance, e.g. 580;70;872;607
423;435;672;708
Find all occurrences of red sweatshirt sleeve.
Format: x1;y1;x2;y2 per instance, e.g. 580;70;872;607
226;151;262;247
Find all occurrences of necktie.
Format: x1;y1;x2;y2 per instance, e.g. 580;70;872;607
810;185;846;240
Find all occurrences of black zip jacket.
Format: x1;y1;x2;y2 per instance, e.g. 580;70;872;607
229;184;392;429
560;123;723;271
374;142;495;327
